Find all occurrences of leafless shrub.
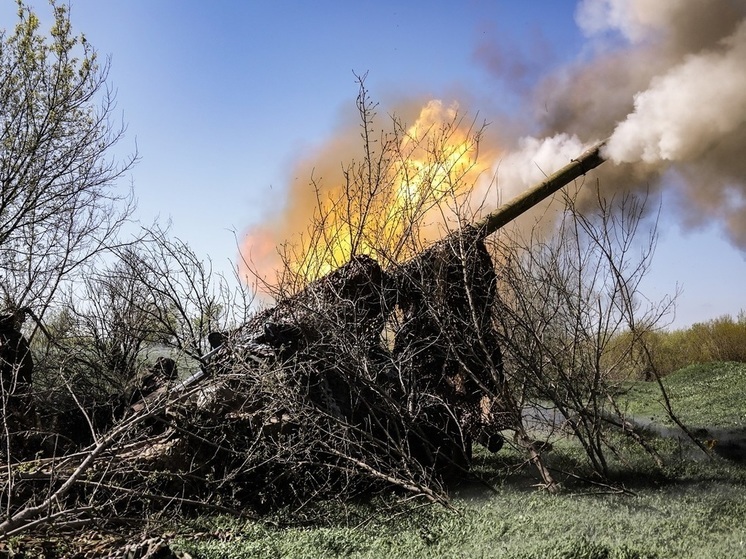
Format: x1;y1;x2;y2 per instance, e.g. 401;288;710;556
25;223;254;446
259;72;486;294
491;188;675;479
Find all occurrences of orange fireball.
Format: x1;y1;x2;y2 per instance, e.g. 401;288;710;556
241;99;496;291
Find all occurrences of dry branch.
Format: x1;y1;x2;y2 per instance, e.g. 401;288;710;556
1;141;621;540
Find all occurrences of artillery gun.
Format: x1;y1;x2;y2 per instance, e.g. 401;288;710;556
473;141;606;236
209;142;607;360
193;143;608;481
0;143;608;532
109;144;607;490
206;143;606;363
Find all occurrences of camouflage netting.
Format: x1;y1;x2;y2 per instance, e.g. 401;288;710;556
2;230;510;522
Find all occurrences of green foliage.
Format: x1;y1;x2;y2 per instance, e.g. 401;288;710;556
599;329;653;381
647;313;746;376
602;312;746;379
0;1;136;310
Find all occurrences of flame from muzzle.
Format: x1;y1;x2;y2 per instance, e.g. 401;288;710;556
241;0;746;289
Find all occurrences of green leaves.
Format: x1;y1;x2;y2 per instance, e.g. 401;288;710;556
0;1;135;312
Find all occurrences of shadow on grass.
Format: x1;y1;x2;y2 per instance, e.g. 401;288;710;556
450;429;746;505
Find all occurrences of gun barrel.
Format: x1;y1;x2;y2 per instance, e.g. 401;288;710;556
475;141;607;238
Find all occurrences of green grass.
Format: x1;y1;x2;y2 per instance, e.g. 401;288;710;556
174;465;746;558
168;361;746;558
617;361;746;428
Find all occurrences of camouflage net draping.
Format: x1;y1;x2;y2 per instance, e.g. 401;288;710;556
1;229;509;530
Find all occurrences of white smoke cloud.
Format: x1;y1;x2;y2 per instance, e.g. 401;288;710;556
514;0;746;247
606;19;746;164
488;133;591;203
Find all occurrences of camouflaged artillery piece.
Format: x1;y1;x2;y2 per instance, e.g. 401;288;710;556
0;144;608;530
190;143;608;483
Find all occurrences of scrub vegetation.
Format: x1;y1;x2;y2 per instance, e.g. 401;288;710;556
640;314;746;378
2;3;746;557
618;360;746;428
174;361;746;559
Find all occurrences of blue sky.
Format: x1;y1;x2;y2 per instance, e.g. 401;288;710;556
2;1;745;328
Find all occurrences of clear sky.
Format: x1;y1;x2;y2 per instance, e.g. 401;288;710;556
2;0;745;329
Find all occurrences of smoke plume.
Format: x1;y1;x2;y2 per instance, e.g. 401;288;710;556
242;0;746;283
536;0;746;243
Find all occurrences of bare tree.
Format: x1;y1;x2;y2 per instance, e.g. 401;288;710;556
262;72;487;293
0;1;136;320
112;226;255;360
491;188;675;480
0;0;137;488
28;224;254;443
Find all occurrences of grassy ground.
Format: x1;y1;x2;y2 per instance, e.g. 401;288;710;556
173;454;746;558
171;362;746;558
617;361;746;428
